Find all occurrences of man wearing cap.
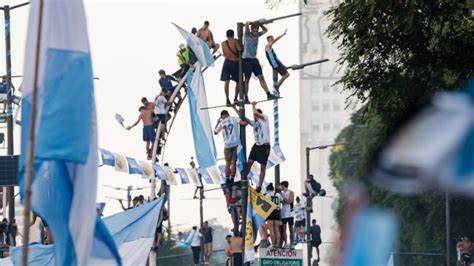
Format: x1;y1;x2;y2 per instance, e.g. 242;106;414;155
242;21;278;102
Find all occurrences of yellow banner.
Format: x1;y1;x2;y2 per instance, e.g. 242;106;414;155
245;186;277;250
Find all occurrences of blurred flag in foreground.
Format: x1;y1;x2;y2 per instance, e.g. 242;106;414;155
371;78;474;195
9;198;165;266
18;1;120;265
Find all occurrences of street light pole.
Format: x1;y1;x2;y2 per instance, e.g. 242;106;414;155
305;143;344;266
273;69;280;186
0;1;30;234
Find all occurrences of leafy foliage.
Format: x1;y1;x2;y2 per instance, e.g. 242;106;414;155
326;0;474;263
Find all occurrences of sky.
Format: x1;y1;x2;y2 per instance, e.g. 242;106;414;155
1;0;302;231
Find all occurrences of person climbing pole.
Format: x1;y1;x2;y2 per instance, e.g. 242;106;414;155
126;105;155;160
242;21;278;102
220;29;241;106
240;102;271;192
174;43;196;82
214;106;243;206
196;20;220;54
158;69;180;101
265;29;290;94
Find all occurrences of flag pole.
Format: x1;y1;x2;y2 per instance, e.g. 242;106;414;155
22;0;44;265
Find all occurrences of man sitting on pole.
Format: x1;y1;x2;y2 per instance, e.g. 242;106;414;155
241;102;271;193
265;29;290;94
242;21;278;102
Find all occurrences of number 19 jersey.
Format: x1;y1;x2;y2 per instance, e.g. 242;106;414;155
214;116;240;148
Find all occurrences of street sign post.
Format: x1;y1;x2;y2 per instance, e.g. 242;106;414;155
259;248;303;266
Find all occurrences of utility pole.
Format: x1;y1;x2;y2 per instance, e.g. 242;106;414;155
236;22;249;264
0;1;29;234
272;70;280;186
305;143;343;266
445;190;450;266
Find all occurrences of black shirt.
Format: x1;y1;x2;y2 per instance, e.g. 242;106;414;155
202;227;213;243
309;224;321;242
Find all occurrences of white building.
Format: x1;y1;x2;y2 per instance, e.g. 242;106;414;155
299;0;359;263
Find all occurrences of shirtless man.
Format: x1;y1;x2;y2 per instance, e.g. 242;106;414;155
197;21;220;54
225;232;242;266
265;29;289;93
126;106;155;160
220;29;241;106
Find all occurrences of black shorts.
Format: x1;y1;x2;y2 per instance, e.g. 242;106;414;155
295;219;306;227
267;209;281;221
311;239;322;248
243;58;263;79
281;217;294;226
249;144;271;165
157;114;167;123
220;59;239;82
173;64;190;79
274;62;288;76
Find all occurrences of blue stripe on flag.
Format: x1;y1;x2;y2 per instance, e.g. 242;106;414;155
153;164;167;180
99;149;115;166
198;168;214;184
36;49;93;164
126;157;143;175
176;168;190;184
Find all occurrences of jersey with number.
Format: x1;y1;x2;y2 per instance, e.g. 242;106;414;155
214;116;240;148
250;115;270;145
265;191;282;210
294;203;305;221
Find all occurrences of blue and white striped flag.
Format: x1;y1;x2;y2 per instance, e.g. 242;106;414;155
9;198;165;266
176;168;190;184
173;23;215;67
18;1;120;265
186;65;217;168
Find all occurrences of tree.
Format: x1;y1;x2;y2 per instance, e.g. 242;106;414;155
326;0;474;264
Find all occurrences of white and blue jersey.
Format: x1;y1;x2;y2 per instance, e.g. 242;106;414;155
214;116;241;148
250;115;271;145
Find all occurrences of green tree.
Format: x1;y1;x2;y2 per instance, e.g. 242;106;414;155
326;0;474;264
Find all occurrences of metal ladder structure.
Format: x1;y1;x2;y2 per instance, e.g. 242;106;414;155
156;53;222;164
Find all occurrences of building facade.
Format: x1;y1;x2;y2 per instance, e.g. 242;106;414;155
299;0;359;262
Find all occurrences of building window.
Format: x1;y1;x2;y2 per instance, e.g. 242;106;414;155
323;123;330;131
322;103;330;112
312;125;320;132
334;123;341;131
312;102;320;111
322;83;330;92
333;101;341;111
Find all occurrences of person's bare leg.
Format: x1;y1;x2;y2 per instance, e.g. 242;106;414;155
244;78;250;98
258;163;267;188
230;159;236;177
275;73;289;91
316;246;320;261
274;221;280;247
224;80;230;100
225;159;231;178
289;223;294;246
233;83;239;101
257;75;270;93
281;223;287;247
267;221;275;245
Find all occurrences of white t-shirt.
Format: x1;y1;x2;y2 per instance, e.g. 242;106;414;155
265;191;282;210
250;115;270;145
214;116;240;148
154;95;167;114
280;190;294;219
294;203;306;221
191;230;202;247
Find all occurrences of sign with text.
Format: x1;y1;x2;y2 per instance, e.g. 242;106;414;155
259;248;303;266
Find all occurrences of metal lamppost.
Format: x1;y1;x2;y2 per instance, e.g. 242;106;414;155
305;143;344;266
272;59;328;185
0;1;29;234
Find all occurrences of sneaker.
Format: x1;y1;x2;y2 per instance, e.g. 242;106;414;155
256;186;261;193
234;98;239;105
266;93;279;100
226;99;232;106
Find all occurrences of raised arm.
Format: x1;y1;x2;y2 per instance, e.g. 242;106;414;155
272;29;287;45
260;24;268;33
126;115;141;130
214;117;223;134
251;102;265;120
244;21;250;32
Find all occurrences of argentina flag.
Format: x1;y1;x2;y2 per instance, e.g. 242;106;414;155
173;23;215;67
18;1;120;265
8;198;166;266
186;65;217;168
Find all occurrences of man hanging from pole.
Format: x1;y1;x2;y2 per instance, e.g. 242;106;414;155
242;21;278;103
241;102;271;193
220;29;241;106
265;29;289;94
214;106;244;206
